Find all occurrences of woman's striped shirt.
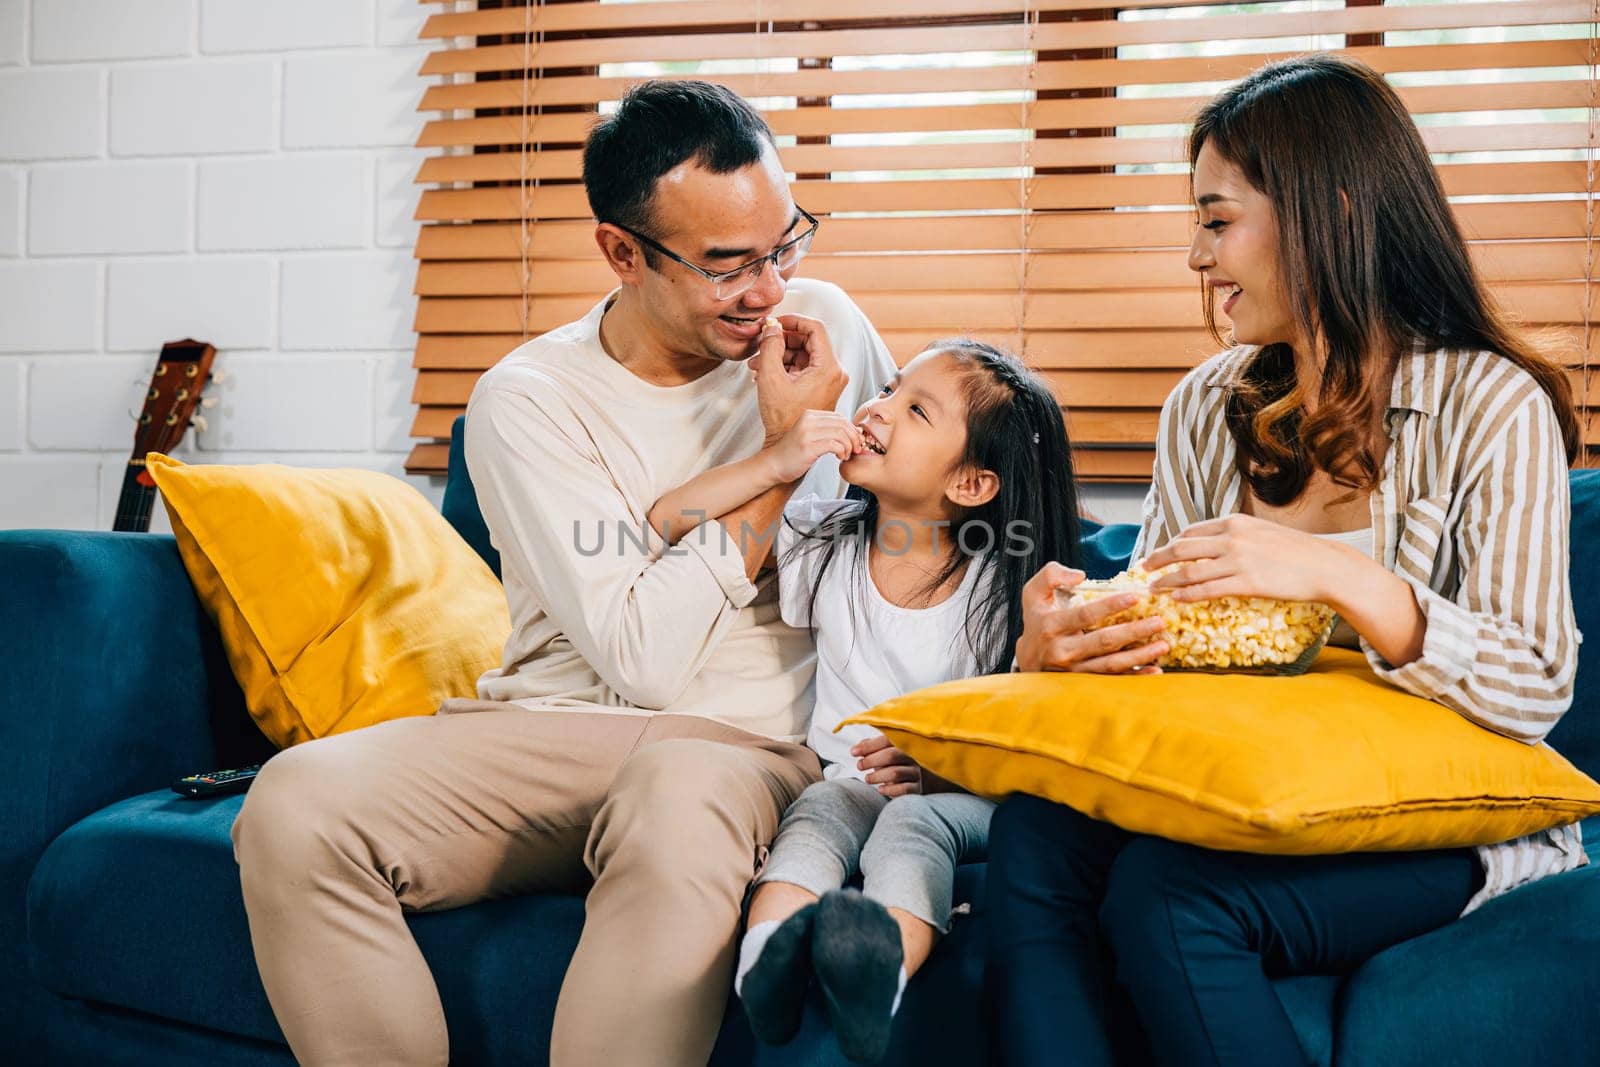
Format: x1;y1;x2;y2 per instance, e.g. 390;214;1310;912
1131;344;1585;913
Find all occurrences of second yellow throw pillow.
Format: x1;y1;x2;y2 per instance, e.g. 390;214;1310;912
841;649;1600;853
149;453;511;749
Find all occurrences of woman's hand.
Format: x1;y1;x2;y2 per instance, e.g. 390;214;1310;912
853;735;922;797
1141;514;1362;605
761;410;865;485
1015;562;1169;674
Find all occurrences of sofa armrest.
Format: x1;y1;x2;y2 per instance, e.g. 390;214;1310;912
0;531;269;1042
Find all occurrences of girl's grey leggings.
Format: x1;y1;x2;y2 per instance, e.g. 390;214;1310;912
755;776;995;932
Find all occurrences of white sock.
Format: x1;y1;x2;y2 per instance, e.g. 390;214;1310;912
890;965;908;1016
734;920;781;998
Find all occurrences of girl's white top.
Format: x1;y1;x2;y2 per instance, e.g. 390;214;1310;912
777;496;994;782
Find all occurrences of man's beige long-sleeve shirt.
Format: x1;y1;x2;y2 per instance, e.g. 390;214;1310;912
464;279;898;742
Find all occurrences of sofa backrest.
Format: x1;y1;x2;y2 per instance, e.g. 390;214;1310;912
439;416;1599;779
1548;469;1600;779
443;415;502;580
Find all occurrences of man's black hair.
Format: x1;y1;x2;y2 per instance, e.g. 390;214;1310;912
583;80;778;249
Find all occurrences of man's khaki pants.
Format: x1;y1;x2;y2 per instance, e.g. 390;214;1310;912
231;702;820;1067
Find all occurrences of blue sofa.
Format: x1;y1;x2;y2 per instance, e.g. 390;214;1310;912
3;419;1597;1065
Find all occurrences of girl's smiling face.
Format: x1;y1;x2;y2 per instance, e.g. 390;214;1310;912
841;347;979;514
1188;141;1300;350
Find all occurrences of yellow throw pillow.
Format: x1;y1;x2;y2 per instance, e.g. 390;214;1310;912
148;453;510;749
841;649;1600;853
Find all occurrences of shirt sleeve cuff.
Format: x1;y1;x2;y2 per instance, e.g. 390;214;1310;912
1366;579;1478;697
674;518;759;609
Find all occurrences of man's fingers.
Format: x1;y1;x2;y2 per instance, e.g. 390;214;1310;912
755;321;789;389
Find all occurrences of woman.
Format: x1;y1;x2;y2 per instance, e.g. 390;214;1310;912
985;53;1582;1067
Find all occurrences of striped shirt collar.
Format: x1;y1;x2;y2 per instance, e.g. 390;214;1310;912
1201;343;1447;417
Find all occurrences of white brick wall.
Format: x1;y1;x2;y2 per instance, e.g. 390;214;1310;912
0;1;27;66
200;0;373;55
32;0;193;63
29;161;191;253
0;1;439;531
0;169;20;255
111;61;275;156
0;68;105;158
197;155;368;251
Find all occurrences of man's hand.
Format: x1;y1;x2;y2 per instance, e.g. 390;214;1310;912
1014;562;1169;674
752;315;849;442
853;734;922;797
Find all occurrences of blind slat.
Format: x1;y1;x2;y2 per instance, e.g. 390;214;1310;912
415;163;1591;223
417;81;1591;149
412;283;1590;335
414;243;1593;299
414;125;1585;184
418;40;1586;111
420;0;1316;38
420;2;1577;75
414;202;1589;260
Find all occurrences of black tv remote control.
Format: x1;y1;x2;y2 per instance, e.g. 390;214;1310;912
172;763;262;799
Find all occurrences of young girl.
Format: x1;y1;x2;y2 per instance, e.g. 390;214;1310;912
648;328;1083;1063
987;53;1582;1067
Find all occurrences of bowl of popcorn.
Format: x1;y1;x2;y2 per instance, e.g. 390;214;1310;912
1060;562;1337;675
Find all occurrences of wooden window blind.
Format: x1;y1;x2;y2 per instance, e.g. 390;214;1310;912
406;0;1599;480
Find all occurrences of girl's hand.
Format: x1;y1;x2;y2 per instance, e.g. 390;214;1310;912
1015;562;1169;674
762;410;866;484
852;735;922;797
1142;514;1360;605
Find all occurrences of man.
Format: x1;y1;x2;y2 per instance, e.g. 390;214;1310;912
231;80;897;1066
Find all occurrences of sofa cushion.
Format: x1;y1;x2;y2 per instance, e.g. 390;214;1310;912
1335;861;1600;1066
26;790;994;1065
27;791;583;1064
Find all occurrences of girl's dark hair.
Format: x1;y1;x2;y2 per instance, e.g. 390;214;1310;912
1190;53;1579;504
785;341;1083;676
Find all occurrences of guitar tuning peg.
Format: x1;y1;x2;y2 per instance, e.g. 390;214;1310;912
201;397;219;409
209;370;227;385
190;415;209;434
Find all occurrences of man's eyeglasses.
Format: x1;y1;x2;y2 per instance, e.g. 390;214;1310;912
614;207;820;301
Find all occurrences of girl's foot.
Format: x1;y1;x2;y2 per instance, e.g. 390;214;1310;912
812;889;905;1064
737;903;818;1046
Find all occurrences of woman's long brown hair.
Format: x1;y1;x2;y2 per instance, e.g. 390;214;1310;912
1190;53;1580;505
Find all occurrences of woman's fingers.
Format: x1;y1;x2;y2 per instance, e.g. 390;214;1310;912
1149;557;1232;591
1023;562;1085;610
1142;534;1227;571
1071;638;1170;675
1040;617;1165;669
1050;592;1142;637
